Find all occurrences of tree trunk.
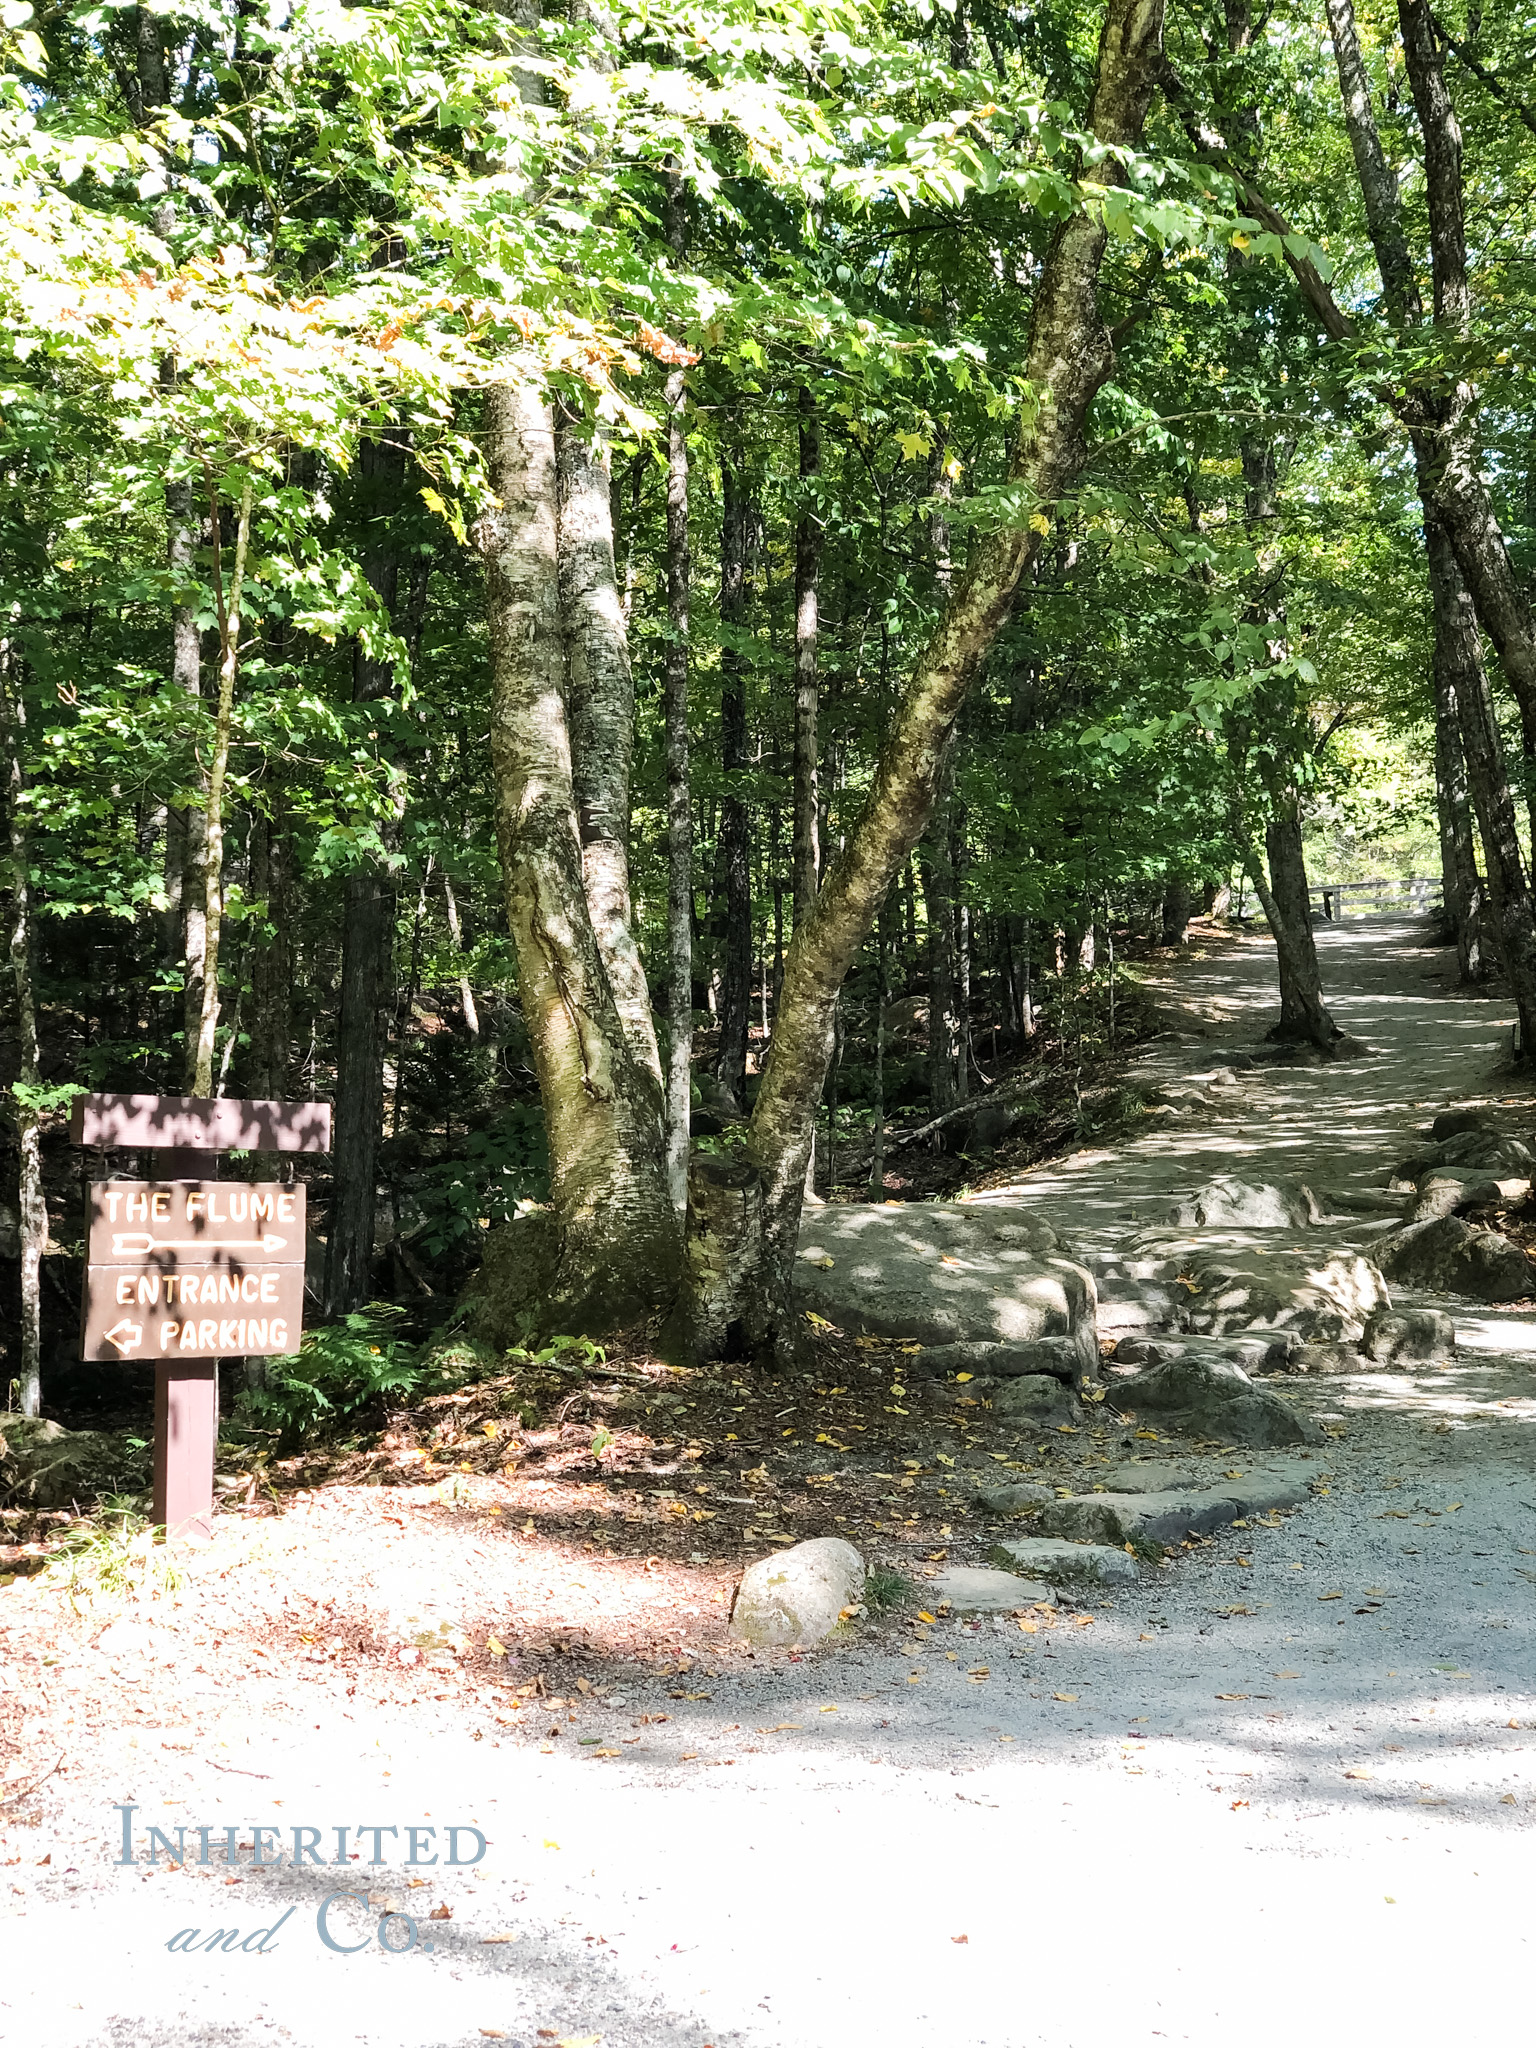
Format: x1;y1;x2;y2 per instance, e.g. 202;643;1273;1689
792;389;821;922
662;182;693;1213
716;454;752;1111
1424;519;1536;1051
2;641;44;1418
557;407;662;1092
190;474;252;1097
1256;788;1341;1045
922;743;960;1113
248;789;293;1095
1429;567;1487;982
1161;876;1193;945
681;0;1168;1363
478;367;680;1329
442;872;480;1039
325;432;413;1316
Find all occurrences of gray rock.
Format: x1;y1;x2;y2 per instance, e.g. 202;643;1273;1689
972;1479;1054;1517
1373;1217;1536;1304
1361;1306;1456;1365
1431;1107;1501;1142
919;1377;998;1410
795;1202;1095;1349
1114;1352;1327;1448
1114;1331;1297;1375
1100;1459;1196;1492
991;1376;1086;1426
0;1417;143;1511
928;1568;1054;1611
1180;1245;1388;1342
1168;1175;1322;1229
915;1333;1096;1384
1411;1172;1529;1222
993;1536;1140;1587
1032;1463;1314;1549
729;1537;866;1648
1288;1341;1369;1374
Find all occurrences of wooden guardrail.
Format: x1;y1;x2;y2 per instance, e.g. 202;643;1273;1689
1308;876;1437;921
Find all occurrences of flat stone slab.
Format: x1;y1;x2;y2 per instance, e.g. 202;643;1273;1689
1032;1462;1314;1548
992;1537;1140;1587
927;1569;1055;1612
795;1202;1094;1347
1113;1231;1389;1342
972;1478;1055;1516
1099;1459;1197;1492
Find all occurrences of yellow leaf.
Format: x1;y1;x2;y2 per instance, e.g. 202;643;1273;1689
819;1704;838;1713
1052;1692;1078;1703
1214;1692;1248;1701
480;1933;522;1945
955;1373;973;1383
486;1636;507;1658
917;1611;937;1623
1500;1793;1518;1805
813;1256;835;1269
1344;1768;1372;1780
1318;1591;1344;1601
1028;511;1051;536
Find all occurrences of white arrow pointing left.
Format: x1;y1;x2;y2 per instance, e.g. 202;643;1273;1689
103;1318;143;1354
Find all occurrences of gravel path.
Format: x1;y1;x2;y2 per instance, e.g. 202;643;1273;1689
4;919;1533;2048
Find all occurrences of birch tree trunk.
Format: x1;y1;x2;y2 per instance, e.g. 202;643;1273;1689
557;408;662;1094
662;238;693;1212
716;454;752;1111
1429;581;1487;984
680;0;1168;1363
479;367;679;1330
189;473;252;1098
792;389;821;922
2;639;44;1417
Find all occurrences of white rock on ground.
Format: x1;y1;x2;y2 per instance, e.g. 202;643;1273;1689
729;1536;866;1648
795;1201;1096;1347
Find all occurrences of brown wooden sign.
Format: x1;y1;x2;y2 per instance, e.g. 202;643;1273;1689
80;1181;306;1362
81;1262;305;1361
69;1092;332;1154
87;1181;304;1262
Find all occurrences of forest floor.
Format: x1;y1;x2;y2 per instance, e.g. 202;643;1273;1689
3;916;1535;2048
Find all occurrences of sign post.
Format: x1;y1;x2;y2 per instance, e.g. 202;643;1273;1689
71;1094;331;1541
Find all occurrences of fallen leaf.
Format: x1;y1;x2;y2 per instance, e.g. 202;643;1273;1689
1343;1769;1372;1781
1318;1591;1344;1602
757;1723;801;1733
480;2033;505;2041
1273;1670;1301;1679
1501;1793;1519;1805
819;1705;838;1714
1229;1799;1250;1810
1214;1693;1248;1701
1052;1692;1078;1703
917;1611;937;1624
487;1637;507;1658
429;1903;453;1920
954;1373;973;1384
951;1934;969;1945
481;1933;522;1945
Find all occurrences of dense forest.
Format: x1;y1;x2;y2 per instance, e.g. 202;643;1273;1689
3;0;1534;1419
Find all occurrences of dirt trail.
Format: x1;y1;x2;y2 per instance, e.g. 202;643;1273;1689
3;920;1534;2048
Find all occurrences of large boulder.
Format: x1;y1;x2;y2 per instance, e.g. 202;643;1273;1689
795;1202;1095;1350
0;1417;143;1510
1113;1352;1326;1448
1114;1332;1298;1375
1361;1305;1456;1364
972;1478;1055;1517
1168;1176;1322;1229
1396;1131;1535;1184
1372;1217;1536;1304
991;1376;1086;1426
1179;1245;1388;1342
730;1538;866;1649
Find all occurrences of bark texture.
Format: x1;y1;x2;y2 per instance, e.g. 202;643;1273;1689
479;369;679;1329
1428;571;1487;984
792;390;821;921
557;409;662;1095
2;643;43;1417
684;0;1168;1362
1424;519;1536;1050
715;456;752;1111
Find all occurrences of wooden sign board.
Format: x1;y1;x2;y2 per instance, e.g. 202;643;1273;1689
80;1181;305;1362
69;1093;332;1154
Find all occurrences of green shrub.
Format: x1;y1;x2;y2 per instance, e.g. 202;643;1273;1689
237;1305;425;1448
